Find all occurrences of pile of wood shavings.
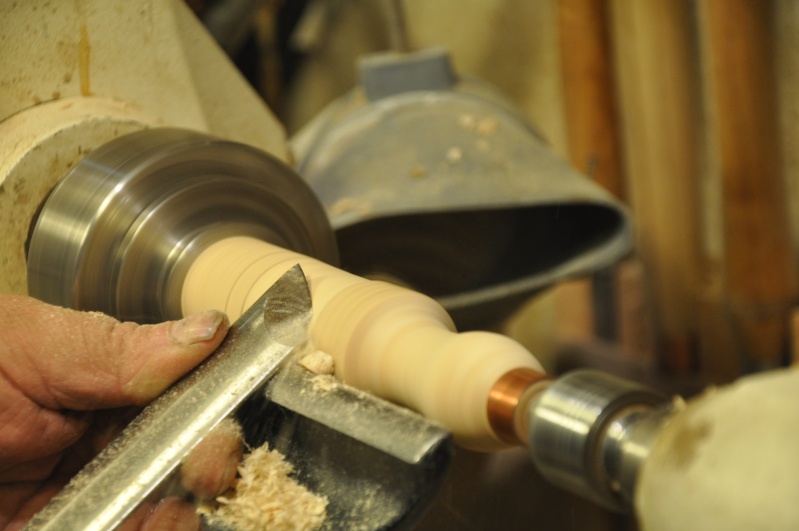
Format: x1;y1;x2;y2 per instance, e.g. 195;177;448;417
204;444;328;531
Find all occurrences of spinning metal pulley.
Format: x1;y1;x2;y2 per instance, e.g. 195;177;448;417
27;128;338;323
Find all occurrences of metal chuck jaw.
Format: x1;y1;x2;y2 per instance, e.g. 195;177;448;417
526;370;672;511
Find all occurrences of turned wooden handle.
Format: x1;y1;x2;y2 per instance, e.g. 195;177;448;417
182;236;544;450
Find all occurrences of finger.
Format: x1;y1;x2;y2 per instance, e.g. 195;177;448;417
118;497;199;531
0;482;38;529
119;311;230;405
0;480;64;531
116;502;154;531
0;453;63;483
0;389;91;471
4;487;199;531
180;418;244;500
141;497;200;531
0;295;229;410
50;407;139;478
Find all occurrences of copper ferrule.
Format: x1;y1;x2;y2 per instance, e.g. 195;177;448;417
488;368;551;445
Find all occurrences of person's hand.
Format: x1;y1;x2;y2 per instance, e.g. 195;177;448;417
0;294;240;530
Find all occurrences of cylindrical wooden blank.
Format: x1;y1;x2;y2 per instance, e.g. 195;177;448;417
182;236;544;450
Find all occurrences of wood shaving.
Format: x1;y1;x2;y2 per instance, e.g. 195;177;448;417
298;350;335;375
445;147;463;163
458;114;499;136
204;444;328;531
329;197;372;217
458;113;477;130
475;117;499;135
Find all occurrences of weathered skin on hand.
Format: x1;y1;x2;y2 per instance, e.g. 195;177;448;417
0;294;240;530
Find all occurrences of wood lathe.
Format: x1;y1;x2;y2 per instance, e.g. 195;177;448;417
4;2;799;530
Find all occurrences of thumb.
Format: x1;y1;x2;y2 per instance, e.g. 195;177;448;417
117;310;231;406
0;295;229;410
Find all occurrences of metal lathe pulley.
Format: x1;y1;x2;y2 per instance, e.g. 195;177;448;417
27;128;339;322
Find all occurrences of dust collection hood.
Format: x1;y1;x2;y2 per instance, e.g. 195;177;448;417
291;48;632;329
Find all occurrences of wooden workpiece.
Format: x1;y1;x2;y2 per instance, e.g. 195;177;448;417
183;236;545;450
